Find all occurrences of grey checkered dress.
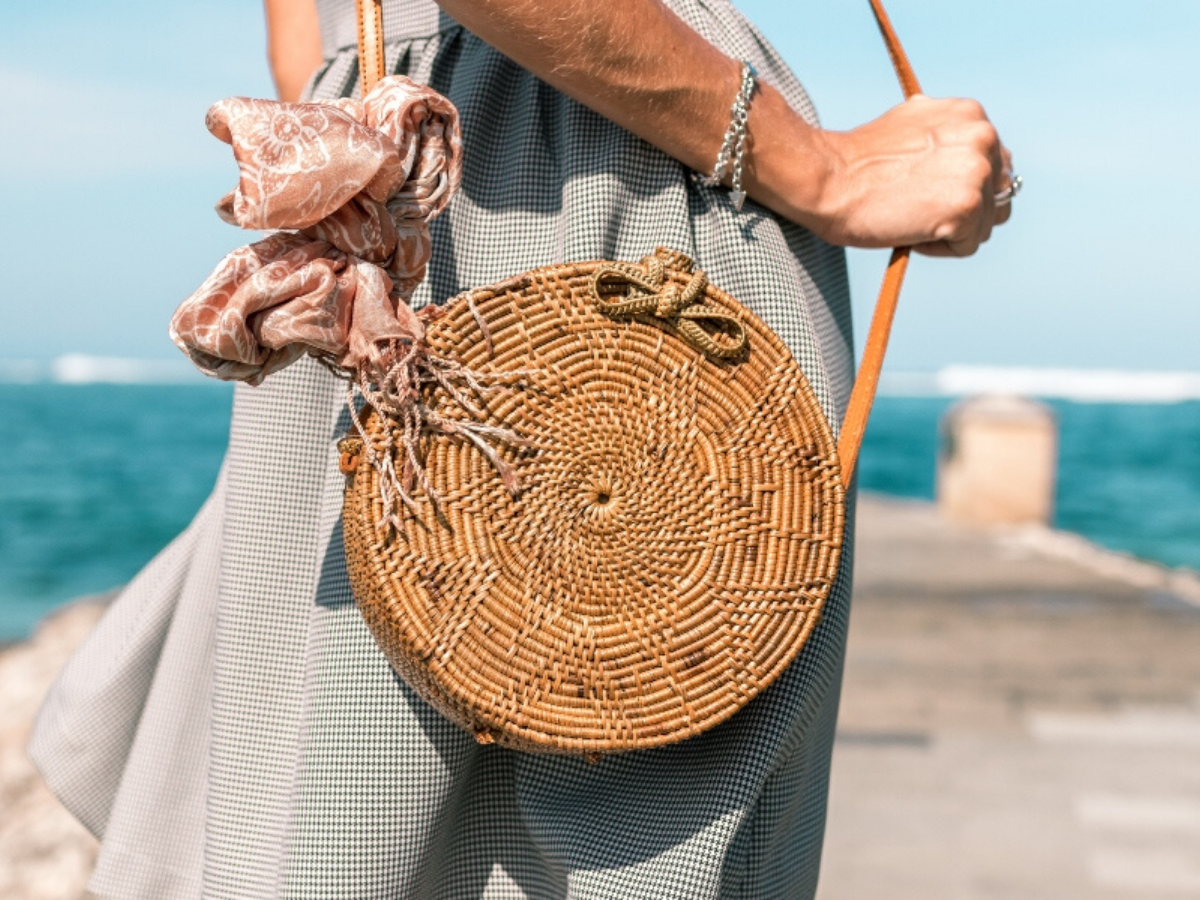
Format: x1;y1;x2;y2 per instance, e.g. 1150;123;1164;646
30;1;856;896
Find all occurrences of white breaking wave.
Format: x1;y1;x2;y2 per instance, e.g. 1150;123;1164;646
51;354;203;384
880;366;1200;403
0;355;205;385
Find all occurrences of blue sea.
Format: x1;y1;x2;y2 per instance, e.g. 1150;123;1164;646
1;383;1198;642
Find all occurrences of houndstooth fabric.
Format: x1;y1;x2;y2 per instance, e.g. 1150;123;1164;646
29;1;857;897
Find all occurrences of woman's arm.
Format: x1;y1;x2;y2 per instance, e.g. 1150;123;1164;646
264;0;324;102
435;0;1010;257
264;0;1011;256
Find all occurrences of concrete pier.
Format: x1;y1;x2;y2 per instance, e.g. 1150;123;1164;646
821;495;1200;900
3;496;1199;898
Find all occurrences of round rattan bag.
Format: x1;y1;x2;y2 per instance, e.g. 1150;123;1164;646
338;247;845;757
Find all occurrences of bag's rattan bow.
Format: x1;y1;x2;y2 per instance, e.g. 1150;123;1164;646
590;254;747;360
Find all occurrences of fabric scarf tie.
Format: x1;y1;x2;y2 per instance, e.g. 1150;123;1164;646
169;75;463;385
169;76;529;520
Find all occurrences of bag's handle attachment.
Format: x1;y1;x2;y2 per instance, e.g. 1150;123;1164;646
353;0;921;484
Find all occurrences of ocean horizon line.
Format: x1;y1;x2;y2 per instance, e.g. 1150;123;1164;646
3;356;1200;403
0;354;213;385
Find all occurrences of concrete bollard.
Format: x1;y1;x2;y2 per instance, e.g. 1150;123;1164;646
937;395;1057;526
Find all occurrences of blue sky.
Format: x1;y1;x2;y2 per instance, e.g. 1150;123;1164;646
1;0;1197;372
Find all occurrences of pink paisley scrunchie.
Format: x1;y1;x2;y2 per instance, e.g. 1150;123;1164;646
169;75;463;384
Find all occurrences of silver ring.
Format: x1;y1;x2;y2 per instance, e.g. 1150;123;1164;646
994;174;1023;207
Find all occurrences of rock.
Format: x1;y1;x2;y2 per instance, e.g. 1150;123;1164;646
937;394;1058;526
0;601;105;900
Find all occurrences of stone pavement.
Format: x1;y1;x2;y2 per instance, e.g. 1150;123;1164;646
4;496;1199;898
819;495;1200;900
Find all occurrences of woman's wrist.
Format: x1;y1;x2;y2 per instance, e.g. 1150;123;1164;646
736;81;841;240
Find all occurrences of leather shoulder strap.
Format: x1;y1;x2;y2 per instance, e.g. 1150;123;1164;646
837;0;922;483
353;0;921;484
356;0;386;92
868;0;922;100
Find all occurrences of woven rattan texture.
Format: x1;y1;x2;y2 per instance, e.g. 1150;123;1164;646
343;250;845;755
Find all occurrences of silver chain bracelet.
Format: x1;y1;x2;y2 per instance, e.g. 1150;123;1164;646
701;61;758;211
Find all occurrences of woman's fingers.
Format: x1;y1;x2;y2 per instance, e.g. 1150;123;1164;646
937;114;1010;256
994;199;1013;227
994;145;1014;194
934;156;994;257
911;240;965;258
908;136;1013;258
965;115;1001;253
992;144;1015;227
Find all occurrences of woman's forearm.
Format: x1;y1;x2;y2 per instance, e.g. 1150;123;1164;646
433;0;833;230
435;0;1009;256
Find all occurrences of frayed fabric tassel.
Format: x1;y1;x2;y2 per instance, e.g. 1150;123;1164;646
342;339;532;530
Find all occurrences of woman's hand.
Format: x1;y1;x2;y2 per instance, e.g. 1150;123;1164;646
805;96;1013;257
